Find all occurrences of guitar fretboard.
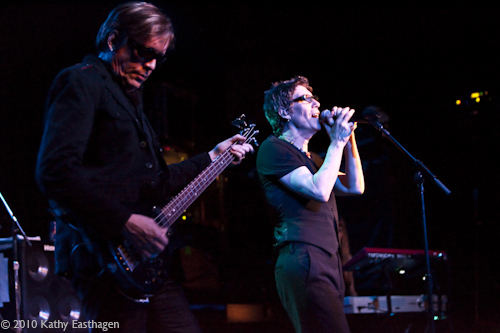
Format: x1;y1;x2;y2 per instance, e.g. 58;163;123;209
154;125;257;229
155;150;233;228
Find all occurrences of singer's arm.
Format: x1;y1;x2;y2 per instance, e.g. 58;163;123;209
279;140;346;202
279;108;364;202
334;130;365;196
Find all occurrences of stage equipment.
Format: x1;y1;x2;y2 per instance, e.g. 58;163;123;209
360;106;451;333
1;191;31;333
344;247;448;303
344;294;447;314
0;238;85;332
0;193;86;333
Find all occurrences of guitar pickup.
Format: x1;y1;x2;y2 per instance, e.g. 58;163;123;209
117;245;137;272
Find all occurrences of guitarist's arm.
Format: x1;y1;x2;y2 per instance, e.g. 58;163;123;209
209;134;254;164
123;214;169;259
159;134;252;197
124;134;254;259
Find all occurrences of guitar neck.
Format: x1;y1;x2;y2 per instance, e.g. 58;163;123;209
155;149;235;229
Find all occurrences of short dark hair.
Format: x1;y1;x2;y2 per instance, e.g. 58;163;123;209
96;2;175;52
263;76;312;135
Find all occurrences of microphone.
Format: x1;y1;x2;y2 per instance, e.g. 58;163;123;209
318;110;332;125
361;106;384;131
361;106;381;120
319;109;373;125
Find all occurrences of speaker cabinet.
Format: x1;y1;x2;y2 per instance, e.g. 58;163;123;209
0;238;85;332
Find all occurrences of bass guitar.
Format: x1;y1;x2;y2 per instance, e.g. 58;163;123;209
106;115;258;295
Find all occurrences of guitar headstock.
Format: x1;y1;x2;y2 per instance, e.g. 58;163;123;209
232;114;259;147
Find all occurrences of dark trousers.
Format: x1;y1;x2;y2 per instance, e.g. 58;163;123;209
73;273;202;333
275;242;350;333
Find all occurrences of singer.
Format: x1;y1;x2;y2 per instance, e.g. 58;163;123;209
256;76;364;333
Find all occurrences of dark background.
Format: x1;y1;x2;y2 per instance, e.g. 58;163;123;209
1;1;499;331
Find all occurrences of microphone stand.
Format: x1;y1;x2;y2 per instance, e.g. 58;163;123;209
363;115;451;333
0;192;31;333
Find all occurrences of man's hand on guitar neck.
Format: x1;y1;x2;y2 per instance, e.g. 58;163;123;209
123;213;169;259
209;134;255;165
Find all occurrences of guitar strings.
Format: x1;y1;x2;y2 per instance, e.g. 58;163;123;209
154;127;257;229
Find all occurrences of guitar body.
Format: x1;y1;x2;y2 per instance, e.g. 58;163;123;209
106;238;169;295
104;115;258;295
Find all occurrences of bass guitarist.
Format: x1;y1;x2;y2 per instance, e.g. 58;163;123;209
35;2;253;332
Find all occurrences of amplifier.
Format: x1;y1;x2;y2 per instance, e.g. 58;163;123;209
0;237;86;332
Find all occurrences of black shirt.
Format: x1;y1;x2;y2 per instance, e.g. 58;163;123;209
256;135;340;255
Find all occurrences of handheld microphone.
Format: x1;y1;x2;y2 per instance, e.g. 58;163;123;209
319;109;374;125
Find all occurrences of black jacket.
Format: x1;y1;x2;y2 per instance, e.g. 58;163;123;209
36;55;211;275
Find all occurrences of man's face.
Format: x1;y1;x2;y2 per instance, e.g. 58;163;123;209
287;85;322;133
111;35;170;92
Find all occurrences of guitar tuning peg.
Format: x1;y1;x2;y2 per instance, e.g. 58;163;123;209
231;114;248;129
